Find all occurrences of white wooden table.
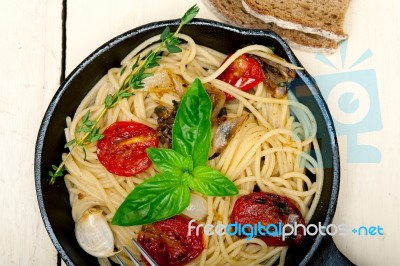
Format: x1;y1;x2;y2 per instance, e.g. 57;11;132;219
1;0;399;265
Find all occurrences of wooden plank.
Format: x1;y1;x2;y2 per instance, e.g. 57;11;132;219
65;0;219;74
328;1;400;265
0;0;63;265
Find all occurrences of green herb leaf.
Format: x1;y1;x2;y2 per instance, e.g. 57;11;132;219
145;52;161;69
160;26;170;42
189;166;239;196
82;110;90;123
146;148;186;175
84;120;95;126
104;94;114;109
111;172;190;226
49;165;65;185
166;44;182;53
64;139;76;148
120;65;127;76
82;146;87;161
182;156;193;172
76;126;91;133
119;91;134;99
181;4;200;24
88;127;103;143
140;73;153;80
131;56;140;70
172;78;212;167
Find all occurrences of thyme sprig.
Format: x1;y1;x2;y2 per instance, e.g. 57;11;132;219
49;5;199;184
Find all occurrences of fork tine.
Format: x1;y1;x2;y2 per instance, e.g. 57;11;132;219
122;246;141;266
101;257;113;266
131;238;159;266
114;253;126;266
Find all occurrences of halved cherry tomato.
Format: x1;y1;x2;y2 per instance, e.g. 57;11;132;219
96;121;158;176
217;54;265;100
137;215;204;266
231;192;305;246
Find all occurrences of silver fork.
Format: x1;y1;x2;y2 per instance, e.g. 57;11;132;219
113;238;159;266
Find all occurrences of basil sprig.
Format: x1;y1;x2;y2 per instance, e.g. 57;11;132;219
112;78;238;226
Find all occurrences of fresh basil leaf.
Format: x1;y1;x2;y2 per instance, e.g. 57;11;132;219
182;156;193;172
146;148;186;175
189;166;238;196
172;78;212;167
111;172;190;226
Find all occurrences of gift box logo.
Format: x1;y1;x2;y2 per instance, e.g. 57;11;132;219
304;42;382;164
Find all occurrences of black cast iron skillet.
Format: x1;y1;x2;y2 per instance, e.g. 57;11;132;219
35;18;353;266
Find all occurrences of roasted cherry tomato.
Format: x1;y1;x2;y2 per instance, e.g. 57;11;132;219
137;215;204;266
217;54;265;100
96;121;158;176
231;192;305;246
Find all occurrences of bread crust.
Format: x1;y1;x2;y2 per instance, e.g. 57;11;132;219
242;0;350;41
203;0;338;53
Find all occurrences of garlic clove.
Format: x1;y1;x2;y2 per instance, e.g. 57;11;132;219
182;193;208;221
75;208;115;258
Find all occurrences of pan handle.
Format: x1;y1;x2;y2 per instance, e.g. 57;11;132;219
308;236;355;266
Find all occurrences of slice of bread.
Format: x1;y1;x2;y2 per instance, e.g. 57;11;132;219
242;0;350;41
203;0;338;53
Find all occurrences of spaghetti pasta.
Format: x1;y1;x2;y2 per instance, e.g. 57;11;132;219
62;33;323;266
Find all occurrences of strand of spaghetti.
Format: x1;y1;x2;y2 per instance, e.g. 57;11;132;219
209;80;317;142
195;45;224;68
107;68;121;92
267;185;308;216
276;181;318;197
260;147;319;168
280;172;313;189
212;80;273;130
204;240;220;265
201;44;280;83
231;128;308;179
248;50;302;70
278;247;288;266
64;174;105;208
121;34;161;65
176;33;197;62
269;176;294;189
304;139;324;222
